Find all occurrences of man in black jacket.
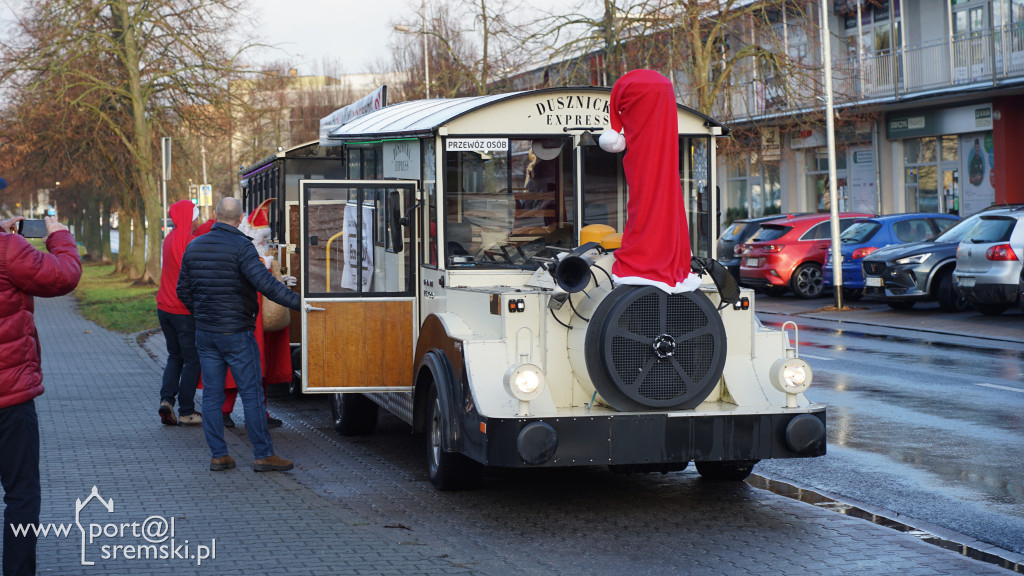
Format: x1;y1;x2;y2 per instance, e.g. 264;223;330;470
177;197;301;472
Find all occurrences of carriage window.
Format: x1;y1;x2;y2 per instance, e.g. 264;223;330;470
303;183;414;297
443;137;574;268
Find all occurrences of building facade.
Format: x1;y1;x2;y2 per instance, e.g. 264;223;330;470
722;0;1024;221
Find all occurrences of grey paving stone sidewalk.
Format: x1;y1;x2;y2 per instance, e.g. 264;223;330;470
28;295;474;576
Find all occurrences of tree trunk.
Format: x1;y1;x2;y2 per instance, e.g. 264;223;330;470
84;194;102;262
100;198;112;265
114;0;159;285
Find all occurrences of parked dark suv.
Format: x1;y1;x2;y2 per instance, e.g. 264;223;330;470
860;211;992;311
716;214;798;279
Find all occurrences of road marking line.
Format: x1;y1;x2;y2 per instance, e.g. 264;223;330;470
799;353;834;362
973;382;1024;394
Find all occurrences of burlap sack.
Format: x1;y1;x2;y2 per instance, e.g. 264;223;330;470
261;262;292;333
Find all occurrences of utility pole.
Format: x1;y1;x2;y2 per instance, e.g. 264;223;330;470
820;0;843;309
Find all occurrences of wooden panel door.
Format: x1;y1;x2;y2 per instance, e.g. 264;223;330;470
300;180;418;393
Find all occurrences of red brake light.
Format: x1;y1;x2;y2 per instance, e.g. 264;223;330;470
734;244;744;256
763;244;783;253
985;244;1019;261
851;246;879;259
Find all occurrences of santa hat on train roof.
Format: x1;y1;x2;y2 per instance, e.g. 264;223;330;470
249;198;274;228
598;69;701;294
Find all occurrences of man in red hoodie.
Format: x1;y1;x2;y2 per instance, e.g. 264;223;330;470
0;214;81;576
156;200;202;426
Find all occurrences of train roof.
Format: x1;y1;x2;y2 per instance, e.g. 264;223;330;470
324;86;728;143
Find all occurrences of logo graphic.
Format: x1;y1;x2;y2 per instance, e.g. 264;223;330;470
76;486;115;565
9;486;216;567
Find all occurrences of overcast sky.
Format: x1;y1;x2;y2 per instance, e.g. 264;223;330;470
248;0;416;74
0;0;414;75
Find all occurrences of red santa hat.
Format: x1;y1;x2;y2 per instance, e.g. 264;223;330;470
600;69;700;293
249;198;274;228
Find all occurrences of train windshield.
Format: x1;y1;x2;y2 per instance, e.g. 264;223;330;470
443;137;576;268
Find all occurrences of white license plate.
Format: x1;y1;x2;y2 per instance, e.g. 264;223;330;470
865;276;883;287
745;257;761;267
957;276;976;288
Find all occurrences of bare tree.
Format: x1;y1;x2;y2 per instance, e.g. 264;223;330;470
1;0;260;283
386;0;538;100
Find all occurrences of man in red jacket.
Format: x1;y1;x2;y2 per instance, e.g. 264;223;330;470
0;214;81;576
156;200;202;426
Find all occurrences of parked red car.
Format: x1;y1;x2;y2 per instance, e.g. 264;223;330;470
739;212;874;298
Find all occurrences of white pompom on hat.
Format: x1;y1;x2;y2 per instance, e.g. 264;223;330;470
599;129;626;153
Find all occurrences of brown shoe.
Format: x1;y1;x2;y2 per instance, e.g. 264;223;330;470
253;454;293;472
210;455;236;471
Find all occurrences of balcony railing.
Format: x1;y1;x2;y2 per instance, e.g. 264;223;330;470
730;24;1024;121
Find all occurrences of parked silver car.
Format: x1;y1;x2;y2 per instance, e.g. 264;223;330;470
952;207;1024;315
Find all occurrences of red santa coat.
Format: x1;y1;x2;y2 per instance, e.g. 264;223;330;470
604;69;700;293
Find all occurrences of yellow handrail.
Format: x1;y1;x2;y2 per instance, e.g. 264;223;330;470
324;230;347;291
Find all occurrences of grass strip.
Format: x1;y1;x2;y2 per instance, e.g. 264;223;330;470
73;263;159;334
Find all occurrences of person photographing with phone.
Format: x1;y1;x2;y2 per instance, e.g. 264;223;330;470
0;213;82;576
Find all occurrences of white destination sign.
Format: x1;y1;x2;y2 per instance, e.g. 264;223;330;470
446;138;509;153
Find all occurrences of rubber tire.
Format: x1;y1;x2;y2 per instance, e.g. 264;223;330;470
973;302;1008;316
760;286;788;297
427;386;482;490
330;393;378;436
886;301;915;310
288;347;304;397
936;272;971;313
695;460;759;482
790;263;824;299
842;287;863;302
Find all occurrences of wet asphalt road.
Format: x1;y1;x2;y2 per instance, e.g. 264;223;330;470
756;298;1024;557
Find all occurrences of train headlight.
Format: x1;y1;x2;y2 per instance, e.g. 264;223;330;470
770;357;812;408
504;363;546;401
504;364;546;416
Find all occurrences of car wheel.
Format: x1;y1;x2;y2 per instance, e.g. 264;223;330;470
842;287;863;302
790;263;824;299
330;393;378;436
886;301;915;310
695;460;759;482
760;286;787;297
427;385;482;490
936;272;971;313
973;302;1008;316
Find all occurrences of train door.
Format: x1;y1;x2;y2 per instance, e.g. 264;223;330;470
300;180;418;392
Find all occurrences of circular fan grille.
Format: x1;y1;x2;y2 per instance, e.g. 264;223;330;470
584;285;727;411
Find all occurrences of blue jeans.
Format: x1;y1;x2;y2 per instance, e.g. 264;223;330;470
1;400;40;576
158;310;199;416
195;330;274;460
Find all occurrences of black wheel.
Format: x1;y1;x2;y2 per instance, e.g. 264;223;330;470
330;393;378;436
936;272;971;313
427;385;482;490
886;301;915;310
790;263;824;299
695;460;759;482
842;287;863;302
760;286;787;297
288;347;304;397
973;302;1008;316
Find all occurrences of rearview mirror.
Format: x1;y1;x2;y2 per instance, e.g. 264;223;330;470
387;190;404;254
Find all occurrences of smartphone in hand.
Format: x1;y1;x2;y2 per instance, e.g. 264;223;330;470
17;219;48;238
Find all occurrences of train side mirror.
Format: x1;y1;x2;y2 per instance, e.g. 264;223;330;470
387;190;404;254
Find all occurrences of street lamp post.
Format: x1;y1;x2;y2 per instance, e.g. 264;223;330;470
395;0;430;99
820;0;843;309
